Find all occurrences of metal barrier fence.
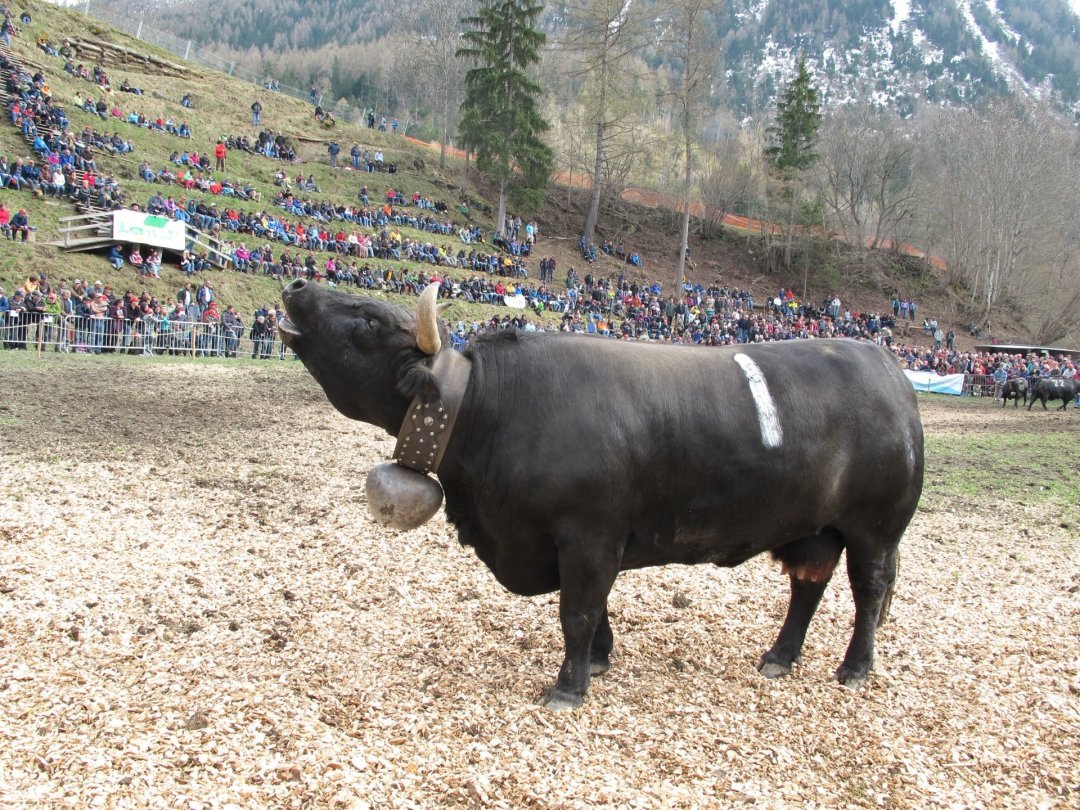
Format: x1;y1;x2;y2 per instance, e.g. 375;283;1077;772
68;1;374;124
1;313;294;360
964;374;998;398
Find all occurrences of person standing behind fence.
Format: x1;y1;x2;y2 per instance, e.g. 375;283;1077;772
87;292;108;354
41;291;62;350
196;279;214;311
177;282;194;311
5;291;26;349
199;301;221;357
222;304;242;358
266;309;285;359
250;314;270;358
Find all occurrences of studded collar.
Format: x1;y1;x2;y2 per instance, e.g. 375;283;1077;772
392;348;472;476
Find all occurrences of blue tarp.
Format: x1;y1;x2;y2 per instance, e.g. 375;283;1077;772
903;370;967;396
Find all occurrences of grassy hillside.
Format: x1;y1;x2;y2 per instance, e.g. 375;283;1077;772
1;0;947;337
1;1;528;323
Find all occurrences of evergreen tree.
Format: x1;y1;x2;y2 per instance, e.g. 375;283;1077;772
765;54;821;274
766;55;822;176
457;0;554;225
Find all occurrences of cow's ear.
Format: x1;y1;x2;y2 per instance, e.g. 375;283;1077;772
437;302;451;317
396;364;437;400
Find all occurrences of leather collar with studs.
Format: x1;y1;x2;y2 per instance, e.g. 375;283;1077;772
392;349;471;475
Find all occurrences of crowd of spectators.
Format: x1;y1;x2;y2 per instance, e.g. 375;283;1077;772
5;13;1074;389
0;271;293;359
72;90;191;139
3;52;131;211
223;130;298;162
892;342;1076;382
31;32;195;142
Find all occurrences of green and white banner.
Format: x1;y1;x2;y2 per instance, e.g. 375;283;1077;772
112;210;186;252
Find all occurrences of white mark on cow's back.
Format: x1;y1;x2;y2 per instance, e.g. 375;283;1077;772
733;353;784;449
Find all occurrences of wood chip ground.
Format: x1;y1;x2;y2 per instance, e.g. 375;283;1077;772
1;357;1077;808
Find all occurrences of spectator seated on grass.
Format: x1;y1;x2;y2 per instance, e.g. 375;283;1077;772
144;249;162;278
105;131;134;154
9;207;32;241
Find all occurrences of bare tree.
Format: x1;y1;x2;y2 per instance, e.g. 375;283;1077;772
657;0;722;292
697;133;756;238
923;101;1077;334
396;0;473;170
558;0;647;247
814;106;918;250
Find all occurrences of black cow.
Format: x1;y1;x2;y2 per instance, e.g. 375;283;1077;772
1001;377;1028;408
1027;377;1078;411
279;281;925;709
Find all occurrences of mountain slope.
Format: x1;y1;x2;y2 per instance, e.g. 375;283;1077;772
718;0;1080;116
119;0;1080;118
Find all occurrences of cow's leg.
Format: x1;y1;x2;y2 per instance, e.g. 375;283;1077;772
590;607;613;676
758;577;830;678
539;544;621;710
877;551;900;627
836;540;899;686
759;534;843;678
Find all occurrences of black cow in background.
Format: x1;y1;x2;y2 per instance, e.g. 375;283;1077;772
1028;377;1079;411
1001;377;1028;408
278;281;925;709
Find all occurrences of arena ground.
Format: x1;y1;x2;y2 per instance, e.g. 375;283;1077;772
0;354;1077;808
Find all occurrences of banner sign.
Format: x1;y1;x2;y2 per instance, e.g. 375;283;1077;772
903;370;966;396
112;210;186;252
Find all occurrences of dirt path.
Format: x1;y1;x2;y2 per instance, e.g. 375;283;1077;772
0;356;1076;808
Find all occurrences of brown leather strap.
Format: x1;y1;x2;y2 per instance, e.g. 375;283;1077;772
393;349;471;475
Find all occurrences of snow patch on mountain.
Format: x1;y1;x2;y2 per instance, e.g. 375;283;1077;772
890;0;911;35
955;0;1031;94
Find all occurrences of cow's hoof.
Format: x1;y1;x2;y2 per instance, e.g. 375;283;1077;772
590;655;611;676
538;687;583;711
757;659;791;679
835;665;869;688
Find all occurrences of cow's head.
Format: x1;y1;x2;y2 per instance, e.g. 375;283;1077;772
279;280;449;434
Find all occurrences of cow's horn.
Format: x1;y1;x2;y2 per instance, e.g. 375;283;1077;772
416;283;442;355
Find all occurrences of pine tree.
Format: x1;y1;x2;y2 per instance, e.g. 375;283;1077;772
766;54;822;176
457;0;554;226
766;54;821;273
